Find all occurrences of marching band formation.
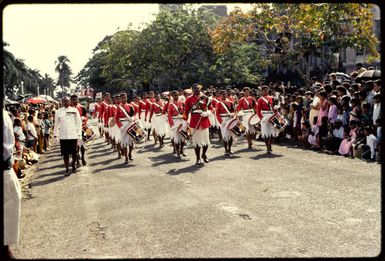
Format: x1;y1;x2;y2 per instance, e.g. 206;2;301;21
82;83;288;166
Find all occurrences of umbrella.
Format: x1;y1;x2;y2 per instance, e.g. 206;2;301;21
356;70;381;82
38;95;55;101
161;91;170;97
26;96;47;104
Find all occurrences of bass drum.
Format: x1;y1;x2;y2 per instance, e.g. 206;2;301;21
268;113;287;133
248;113;261;128
127;122;146;143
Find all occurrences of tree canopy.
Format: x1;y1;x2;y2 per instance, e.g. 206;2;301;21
209;3;379;85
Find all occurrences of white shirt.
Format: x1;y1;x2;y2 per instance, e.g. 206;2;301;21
53;106;82;140
27;122;37;140
373;102;381;124
366;134;378;159
14;126;26;142
3;109;15;161
332;126;345;139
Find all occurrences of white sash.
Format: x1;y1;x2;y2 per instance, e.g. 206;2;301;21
118;104;132;121
220;101;232;116
261;97;272;110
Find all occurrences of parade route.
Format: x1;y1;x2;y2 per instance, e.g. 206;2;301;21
12;120;381;258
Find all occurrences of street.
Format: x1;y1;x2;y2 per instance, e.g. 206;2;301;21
12;120;381;258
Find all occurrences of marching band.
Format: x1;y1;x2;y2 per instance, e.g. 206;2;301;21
88;84;288;166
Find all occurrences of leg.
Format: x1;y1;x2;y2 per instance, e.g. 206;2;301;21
223;140;228;155
128;144;133;160
122;146;128;163
171;139;175;153
64;155;70;175
202;145;209;163
194;146;201;165
81;145;86;165
175;142;181;158
71;148;77;172
117;142;122;158
228;137;234;154
180;141;186;156
247;134;253;149
76;145;81;168
147;128;151;141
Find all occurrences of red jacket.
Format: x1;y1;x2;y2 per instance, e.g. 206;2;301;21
183;94;212;129
162;100;170;115
145;98;155;120
149;100;164;120
256;95;274;120
93;103;100;118
100;100;109;125
168;100;184;127
215;99;235;124
236;96;257;112
114;103;134;129
130;101;139;119
138;100;147;119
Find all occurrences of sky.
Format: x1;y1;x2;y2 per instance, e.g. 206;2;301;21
3;3;255;86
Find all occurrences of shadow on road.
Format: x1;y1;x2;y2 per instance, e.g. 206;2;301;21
250;153;283;160
36;164;61;172
93;162;137;173
147;153;182;167
166;164;203;176
235;147;262;154
210;154;241;162
30;174;66;187
89;157;120;166
34;169;65;179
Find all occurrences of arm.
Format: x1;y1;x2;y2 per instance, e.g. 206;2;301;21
256;99;263;120
216;103;223;124
114;106;122;129
53;111;59;138
75;110;82;138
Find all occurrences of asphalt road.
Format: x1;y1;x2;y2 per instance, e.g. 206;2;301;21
12;119;381;258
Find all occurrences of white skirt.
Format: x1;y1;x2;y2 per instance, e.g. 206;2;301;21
261;112;278;138
4;168;21;245
139;111;150;130
108;118;115;139
120;121;135;148
169;119;184;144
191;127;210;148
242;111;256;135
220;117;238;142
112;124;121;143
152;114;167;137
209;112;219;128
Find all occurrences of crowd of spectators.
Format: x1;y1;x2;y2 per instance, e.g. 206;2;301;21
5;102;58;179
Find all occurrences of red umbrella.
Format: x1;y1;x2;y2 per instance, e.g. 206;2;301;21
27;96;47;104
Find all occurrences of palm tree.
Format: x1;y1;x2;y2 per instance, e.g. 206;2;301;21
55;55;72;97
41;73;56;96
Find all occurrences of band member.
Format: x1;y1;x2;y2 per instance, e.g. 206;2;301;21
99;92;110;143
216;89;237;156
95;98;103;137
70;94;87;167
168;90;187;158
145;91;156;142
149;93;167;148
130;95;140;120
183;83;213;165
115;93;135;163
108;95;120;152
162;93;174;152
53;97;82;175
236;87;258;149
256;85;278;153
138;92;149;133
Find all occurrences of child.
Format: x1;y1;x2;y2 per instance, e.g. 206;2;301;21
360;126;378;161
308;116;319;148
338;120;358;157
298;121;310;148
318;116;329;151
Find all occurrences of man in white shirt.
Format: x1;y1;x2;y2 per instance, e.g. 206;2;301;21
53;97;82;176
372;94;381;125
360;126;378;161
26;115;38;151
3;108;22;258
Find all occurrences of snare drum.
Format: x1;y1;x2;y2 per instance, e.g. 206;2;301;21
127;122;146;143
177;124;192;141
227;118;246;136
268;113;287;133
82;124;96;142
248;113;261;128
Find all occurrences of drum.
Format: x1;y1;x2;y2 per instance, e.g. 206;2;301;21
177;124;192;141
82;124;96;142
127;122;146;143
268;113;287;133
227;118;246;136
248;113;261;127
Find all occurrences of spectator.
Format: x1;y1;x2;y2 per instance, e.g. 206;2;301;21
316;90;329;127
359;126;378;161
338;120;358;157
13;118;26;158
309;89;321;128
308;116;319;149
26;115;38;152
328;95;338;125
325;119;344;154
349;98;361;123
43;113;53;151
372;94;381;127
318;116;329;150
355;63;367;74
36;113;45;154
